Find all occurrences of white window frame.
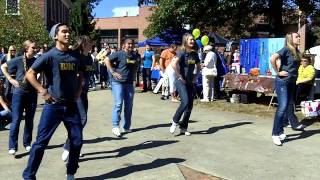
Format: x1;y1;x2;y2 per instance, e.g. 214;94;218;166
5;0;20;15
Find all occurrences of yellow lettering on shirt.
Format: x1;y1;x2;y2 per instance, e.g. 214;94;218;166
85;65;95;72
187;59;196;65
126;59;136;64
60;63;76;71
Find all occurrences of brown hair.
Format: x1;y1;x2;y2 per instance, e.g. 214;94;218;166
72;35;91;54
301;54;312;63
180;33;198;52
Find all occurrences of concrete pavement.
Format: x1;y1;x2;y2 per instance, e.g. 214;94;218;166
0;89;320;180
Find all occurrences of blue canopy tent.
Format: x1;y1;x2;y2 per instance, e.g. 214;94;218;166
207;32;234;45
138;28;189;47
138;36;169;47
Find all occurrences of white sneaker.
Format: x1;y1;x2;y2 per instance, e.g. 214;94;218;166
169;122;178;134
279;133;287;141
8;149;16;155
200;99;209;102
272;136;282;146
66;174;74;180
180;129;191;136
112;127;121;137
284;124;292;128
61;150;69;162
25;146;32;152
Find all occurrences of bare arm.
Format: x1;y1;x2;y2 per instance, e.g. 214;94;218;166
159;57;165;71
104;56;121;80
1;63;19;88
26;68;54;101
0;96;9;111
151;55;156;70
270;53;288;76
172;56;186;84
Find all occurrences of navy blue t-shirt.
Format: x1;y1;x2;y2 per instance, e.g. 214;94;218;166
277;47;299;82
108;50;138;83
81;54;95;92
177;50;200;84
31;47;84;102
7;55;36;94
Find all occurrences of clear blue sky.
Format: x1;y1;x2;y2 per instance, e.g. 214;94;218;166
92;0;138;18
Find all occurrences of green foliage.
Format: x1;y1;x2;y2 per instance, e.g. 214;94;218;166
0;0;51;49
69;0;100;45
141;0;320;40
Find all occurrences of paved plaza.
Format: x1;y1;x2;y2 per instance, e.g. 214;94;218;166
0;89;320;180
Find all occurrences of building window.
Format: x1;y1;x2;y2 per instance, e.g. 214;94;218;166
6;0;19;15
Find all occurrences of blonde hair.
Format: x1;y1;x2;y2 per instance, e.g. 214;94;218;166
23;40;35;53
285;33;300;61
6;45;16;61
180;33;198;52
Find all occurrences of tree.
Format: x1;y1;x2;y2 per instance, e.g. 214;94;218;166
139;0;320;41
69;0;101;46
0;0;51;49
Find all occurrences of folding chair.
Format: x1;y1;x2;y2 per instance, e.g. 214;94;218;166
268;90;277;111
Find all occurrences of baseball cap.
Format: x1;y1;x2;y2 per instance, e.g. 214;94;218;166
203;45;213;51
49;23;61;41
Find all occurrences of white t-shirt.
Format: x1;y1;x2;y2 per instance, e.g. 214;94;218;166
309;45;320;70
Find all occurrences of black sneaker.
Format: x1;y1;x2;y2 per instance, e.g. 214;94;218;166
160;96;166;100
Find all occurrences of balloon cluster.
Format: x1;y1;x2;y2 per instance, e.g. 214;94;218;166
192;28;209;48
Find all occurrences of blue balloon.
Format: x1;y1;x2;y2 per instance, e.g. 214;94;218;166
196;39;203;48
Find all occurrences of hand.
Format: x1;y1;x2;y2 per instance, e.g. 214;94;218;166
3;106;10;112
40;89;54;102
178;76;186;84
112;72;122;80
9;79;20;88
278;71;289;77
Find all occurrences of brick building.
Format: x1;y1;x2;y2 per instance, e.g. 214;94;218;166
5;0;72;30
94;6;154;48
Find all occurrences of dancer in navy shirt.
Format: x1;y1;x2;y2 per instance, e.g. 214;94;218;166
22;23;84;180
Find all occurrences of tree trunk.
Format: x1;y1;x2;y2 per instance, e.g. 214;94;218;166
269;0;283;37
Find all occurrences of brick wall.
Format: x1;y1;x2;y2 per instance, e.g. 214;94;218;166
95;6;154;47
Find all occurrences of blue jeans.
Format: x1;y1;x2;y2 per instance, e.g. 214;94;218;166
173;81;194;129
111;81;134;130
23;102;83;179
64;93;88;151
9;92;37;150
272;77;300;136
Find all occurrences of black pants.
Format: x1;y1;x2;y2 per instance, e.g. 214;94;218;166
142;68;152;91
296;83;313;104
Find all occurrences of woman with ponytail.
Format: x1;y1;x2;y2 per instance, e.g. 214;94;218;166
1;40;37;155
270;32;305;146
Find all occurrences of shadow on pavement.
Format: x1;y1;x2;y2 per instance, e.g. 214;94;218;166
76;158;185;179
79;140;179;163
15;143;64;159
131;123;172;132
285;129;320;143
83;136;127;144
15;152;30;159
191;121;253;135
